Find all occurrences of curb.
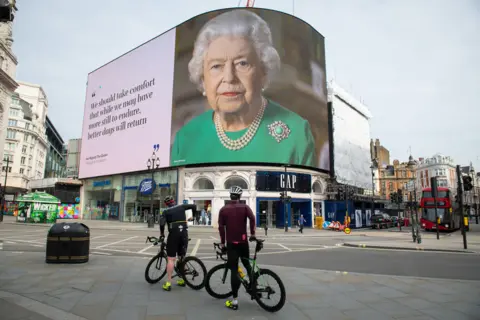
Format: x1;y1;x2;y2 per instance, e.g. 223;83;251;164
342;242;477;254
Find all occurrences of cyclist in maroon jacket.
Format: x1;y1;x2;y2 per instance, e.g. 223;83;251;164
218;186;256;311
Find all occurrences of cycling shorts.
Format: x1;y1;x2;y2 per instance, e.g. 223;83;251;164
166;224;188;258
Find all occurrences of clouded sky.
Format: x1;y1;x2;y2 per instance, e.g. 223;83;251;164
12;0;480;168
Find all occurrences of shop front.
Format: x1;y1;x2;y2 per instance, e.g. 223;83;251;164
121;169;178;223
180;166;328;229
255;171;313;228
83;176;122;220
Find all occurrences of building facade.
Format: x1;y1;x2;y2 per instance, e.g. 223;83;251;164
1;82;49;199
65;138;81;179
79;165;329;227
0;2;19;183
415;154;457;192
378;158;416;201
370;138;390;169
44;116;66;178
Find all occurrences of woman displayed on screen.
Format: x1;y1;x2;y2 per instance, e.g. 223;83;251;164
170;9;316;168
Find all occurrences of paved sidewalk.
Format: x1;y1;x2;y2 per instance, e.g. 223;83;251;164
344;224;480;254
0;251;479;320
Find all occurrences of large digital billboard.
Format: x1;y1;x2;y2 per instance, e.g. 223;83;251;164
79;8;329;179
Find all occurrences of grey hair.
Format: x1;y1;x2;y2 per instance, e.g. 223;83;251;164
188;9;281;91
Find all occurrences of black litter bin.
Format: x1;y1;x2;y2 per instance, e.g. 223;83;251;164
46;222;90;264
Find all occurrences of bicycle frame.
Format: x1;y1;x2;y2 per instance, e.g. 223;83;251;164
213;239;264;299
146;236;188;280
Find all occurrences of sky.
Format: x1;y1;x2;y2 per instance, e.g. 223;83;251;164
12;0;480;169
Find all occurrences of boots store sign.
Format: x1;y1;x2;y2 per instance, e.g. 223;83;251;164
255;171;311;193
139;178;156;195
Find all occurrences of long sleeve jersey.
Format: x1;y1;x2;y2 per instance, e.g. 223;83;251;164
218;200;256;244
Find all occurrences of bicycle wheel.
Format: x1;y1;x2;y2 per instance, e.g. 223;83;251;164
253;269;286;313
145;253;167;284
179;256;207;290
205;264;233;299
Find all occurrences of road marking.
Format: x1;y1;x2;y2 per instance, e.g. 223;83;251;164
138;245;154;253
210;236;217;240
94;247;156;256
93;236;138;249
277;243;292;251
91;251;112;256
199;247;329;260
1;239;44;245
190;239;201;256
91;234;113;240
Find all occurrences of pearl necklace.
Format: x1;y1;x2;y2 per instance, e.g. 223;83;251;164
214;97;267;151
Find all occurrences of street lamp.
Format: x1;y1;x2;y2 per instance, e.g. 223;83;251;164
370;159;378;217
146;151;160;228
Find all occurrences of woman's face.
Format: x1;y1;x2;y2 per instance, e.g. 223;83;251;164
202;36;266;115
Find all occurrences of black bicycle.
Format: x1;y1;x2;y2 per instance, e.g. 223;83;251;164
144;236;207;290
204;238;286;312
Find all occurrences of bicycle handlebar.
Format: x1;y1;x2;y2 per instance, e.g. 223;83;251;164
213;237;265;261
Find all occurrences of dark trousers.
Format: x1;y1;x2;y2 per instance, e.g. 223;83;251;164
227;242;252;298
299;224;304;233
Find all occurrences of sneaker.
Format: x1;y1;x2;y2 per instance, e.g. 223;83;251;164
177;279;186;287
162;281;171;291
225;300;238;310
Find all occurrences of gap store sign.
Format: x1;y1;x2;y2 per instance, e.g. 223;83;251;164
256;171;311;193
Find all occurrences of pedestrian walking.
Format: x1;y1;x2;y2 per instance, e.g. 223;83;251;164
298;214;305;233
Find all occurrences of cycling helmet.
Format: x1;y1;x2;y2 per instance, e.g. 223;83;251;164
164;196;175;207
229;186;243;196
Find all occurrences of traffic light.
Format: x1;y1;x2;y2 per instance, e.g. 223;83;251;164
0;0;15;22
390;192;396;203
462;176;473;191
397;189;403;203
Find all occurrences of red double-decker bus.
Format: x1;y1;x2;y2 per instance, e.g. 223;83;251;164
419;187;460;231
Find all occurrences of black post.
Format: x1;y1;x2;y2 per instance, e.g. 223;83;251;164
371;169;375;217
430;177;440;240
398;191;402;231
149;165;154;228
414;182;421;243
146;151;158;229
0;158;10;222
284;166;288;232
456;165;467;249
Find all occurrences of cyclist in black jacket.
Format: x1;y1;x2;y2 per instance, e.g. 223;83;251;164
159;196;196;291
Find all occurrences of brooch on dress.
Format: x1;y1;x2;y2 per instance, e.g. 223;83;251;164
268;121;291;143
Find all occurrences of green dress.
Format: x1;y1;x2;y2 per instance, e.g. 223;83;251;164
170;99;316;168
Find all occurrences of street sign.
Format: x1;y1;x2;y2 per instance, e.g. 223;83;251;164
406;180;415;192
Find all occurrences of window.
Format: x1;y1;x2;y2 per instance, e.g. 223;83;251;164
23;134;29;142
6;130;15;139
402;171;406;178
193;178;214;190
5;142;15;150
9;109;18;117
2;166;12;173
389;182;393;190
8;119;17;127
19;168;24;174
3;154;13;161
224;176;248;190
25;123;30;130
20;156;25;165
21;145;27;154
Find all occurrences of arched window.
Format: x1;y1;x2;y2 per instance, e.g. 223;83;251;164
224;176;248;190
312;181;322;194
193;178;214;190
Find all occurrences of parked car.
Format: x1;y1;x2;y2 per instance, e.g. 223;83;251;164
371;213;393;229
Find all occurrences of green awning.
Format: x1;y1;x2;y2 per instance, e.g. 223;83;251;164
16;191;61;204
